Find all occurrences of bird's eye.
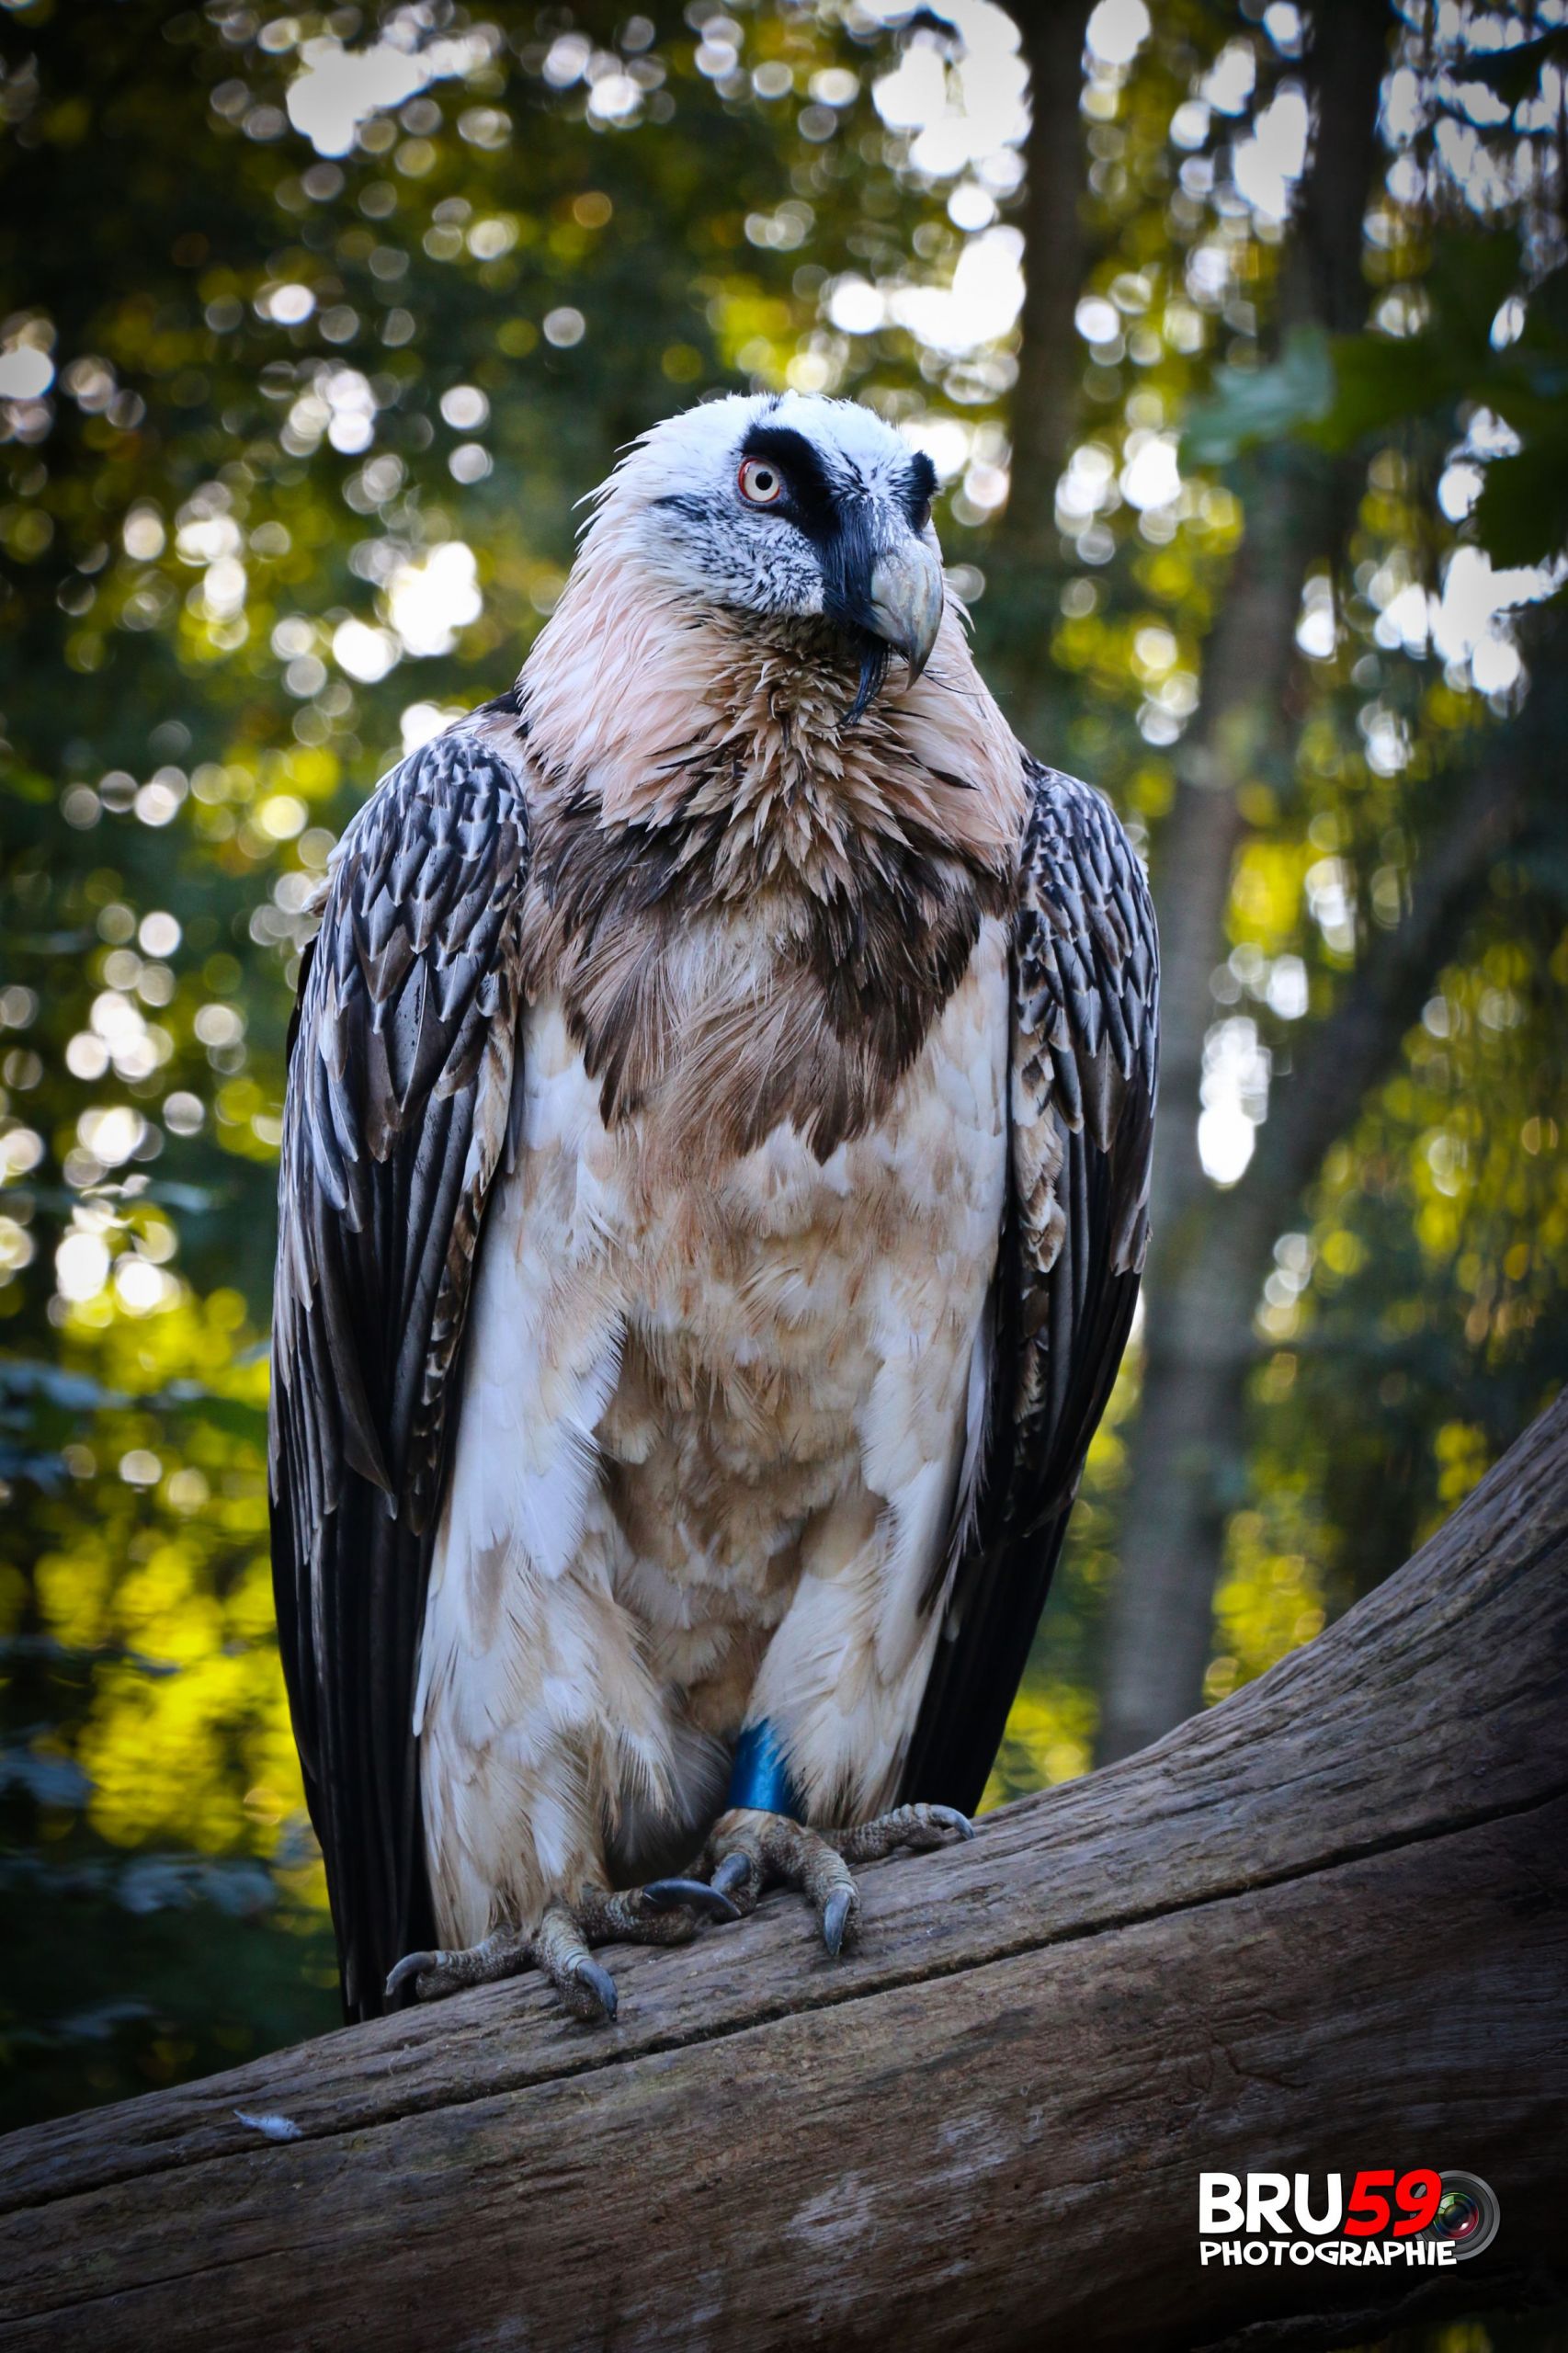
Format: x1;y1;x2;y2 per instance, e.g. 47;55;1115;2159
738;459;784;506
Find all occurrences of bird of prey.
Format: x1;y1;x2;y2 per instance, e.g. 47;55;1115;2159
270;392;1158;2025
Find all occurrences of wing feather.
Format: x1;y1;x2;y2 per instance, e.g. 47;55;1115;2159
901;761;1158;1813
268;723;529;2018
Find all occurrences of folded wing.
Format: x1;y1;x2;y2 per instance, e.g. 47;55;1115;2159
268;724;530;2017
901;761;1159;1811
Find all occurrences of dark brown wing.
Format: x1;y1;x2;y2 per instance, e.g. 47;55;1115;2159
901;760;1159;1813
268;722;529;2019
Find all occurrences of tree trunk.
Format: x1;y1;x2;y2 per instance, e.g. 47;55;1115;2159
1097;0;1394;1761
972;1;1093;762
1009;0;1095;528
3;1398;1565;2353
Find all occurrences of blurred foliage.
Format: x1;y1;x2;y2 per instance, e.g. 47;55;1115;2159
1183;231;1568;564
0;0;1563;2154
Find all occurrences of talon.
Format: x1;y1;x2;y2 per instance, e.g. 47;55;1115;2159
710;1853;752;1901
642;1875;741;1922
384;1949;440;1999
821;1884;854;1958
931;1805;975;1840
571;1957;619;2021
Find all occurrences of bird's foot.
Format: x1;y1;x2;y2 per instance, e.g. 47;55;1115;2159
383;1875;738;2021
701;1801;974;1958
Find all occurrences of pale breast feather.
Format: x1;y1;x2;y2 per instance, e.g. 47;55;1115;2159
899;759;1159;1814
268;720;531;2018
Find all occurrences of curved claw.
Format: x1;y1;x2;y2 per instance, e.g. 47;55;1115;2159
821;1884;855;1959
642;1876;741;1922
384;1949;440;2000
930;1805;976;1840
710;1852;753;1902
570;1956;619;2022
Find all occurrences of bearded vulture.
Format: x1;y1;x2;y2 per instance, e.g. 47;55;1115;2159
270;392;1158;2024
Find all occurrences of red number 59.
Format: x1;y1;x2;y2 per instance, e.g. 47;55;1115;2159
1345;2168;1443;2236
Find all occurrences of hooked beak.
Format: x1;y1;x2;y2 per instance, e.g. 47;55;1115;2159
867;536;945;687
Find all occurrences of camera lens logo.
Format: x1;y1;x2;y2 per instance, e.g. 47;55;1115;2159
1416;2173;1500;2260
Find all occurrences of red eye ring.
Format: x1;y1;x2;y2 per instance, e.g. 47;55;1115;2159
738;458;784;506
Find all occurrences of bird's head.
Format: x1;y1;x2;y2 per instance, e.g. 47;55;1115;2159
584;392;945;723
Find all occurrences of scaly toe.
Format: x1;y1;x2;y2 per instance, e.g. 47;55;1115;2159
535;1900;623;2023
830;1801;978;1866
701;1809;865;1952
563;1955;619;2023
384;1925;534;2005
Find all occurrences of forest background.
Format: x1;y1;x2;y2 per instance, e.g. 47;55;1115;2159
1;0;1563;2256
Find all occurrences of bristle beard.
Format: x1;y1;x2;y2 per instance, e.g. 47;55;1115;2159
517;541;1028;882
841;634;890;730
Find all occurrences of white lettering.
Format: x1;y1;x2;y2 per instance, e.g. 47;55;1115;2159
1246;2173;1292;2235
1293;2171;1343;2235
1199;2174;1244;2234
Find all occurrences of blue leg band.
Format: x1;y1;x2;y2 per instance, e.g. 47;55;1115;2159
726;1720;803;1819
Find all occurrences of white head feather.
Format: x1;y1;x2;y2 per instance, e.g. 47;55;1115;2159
574;391;942;631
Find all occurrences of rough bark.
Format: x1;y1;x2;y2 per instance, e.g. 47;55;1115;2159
1097;0;1397;1761
3;1399;1565;2353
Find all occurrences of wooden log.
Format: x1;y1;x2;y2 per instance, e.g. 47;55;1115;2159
3;1399;1566;2353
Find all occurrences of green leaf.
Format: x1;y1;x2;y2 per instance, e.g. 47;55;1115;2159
1179;326;1336;466
1424;226;1524;348
1179;231;1535;472
1469;438;1568;568
1305;333;1467;452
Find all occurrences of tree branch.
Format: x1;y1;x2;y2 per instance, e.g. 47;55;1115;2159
1238;746;1536;1263
3;1402;1565;2353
